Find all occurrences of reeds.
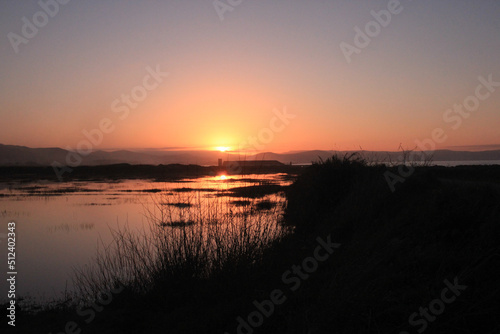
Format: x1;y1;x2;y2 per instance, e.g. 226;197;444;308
73;189;290;302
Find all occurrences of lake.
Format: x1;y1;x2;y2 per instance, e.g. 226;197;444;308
0;173;294;305
432;160;500;166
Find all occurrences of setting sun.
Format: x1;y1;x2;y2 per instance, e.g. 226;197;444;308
216;146;231;152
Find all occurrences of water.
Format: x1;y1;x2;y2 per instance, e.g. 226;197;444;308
295;160;500;167
0;174;293;304
432;160;500;166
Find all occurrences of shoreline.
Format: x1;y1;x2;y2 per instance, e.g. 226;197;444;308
2;163;500;184
0;164;306;183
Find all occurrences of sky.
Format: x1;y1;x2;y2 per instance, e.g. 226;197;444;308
0;0;499;153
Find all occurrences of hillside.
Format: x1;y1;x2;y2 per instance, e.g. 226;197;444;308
1;144;500;167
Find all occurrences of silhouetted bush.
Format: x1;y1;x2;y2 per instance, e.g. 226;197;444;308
285;153;370;231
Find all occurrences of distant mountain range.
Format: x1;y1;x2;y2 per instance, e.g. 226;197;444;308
1;144;500;167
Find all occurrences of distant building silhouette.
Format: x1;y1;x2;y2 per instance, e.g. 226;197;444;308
222;160;284;168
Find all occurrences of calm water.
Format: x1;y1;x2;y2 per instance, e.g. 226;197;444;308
432;160;500;166
0;174;293;304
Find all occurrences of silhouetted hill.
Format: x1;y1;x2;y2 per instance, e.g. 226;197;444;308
1;144;500;167
247;149;500;164
0;144;225;166
0;144;69;166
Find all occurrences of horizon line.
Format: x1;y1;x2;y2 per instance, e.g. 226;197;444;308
2;143;500;153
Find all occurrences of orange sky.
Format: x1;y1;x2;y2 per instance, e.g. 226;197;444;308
0;1;499;153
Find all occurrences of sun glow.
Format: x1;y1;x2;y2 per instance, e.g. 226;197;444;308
216;146;231;152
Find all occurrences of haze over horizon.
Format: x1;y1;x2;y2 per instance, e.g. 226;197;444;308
4;143;500;155
1;1;499;153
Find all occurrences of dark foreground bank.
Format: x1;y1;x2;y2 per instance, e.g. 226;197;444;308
0;163;305;183
4;157;500;333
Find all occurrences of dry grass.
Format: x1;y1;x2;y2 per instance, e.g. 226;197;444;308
72;189;290;302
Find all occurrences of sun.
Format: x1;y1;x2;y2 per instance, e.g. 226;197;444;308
216;146;230;152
